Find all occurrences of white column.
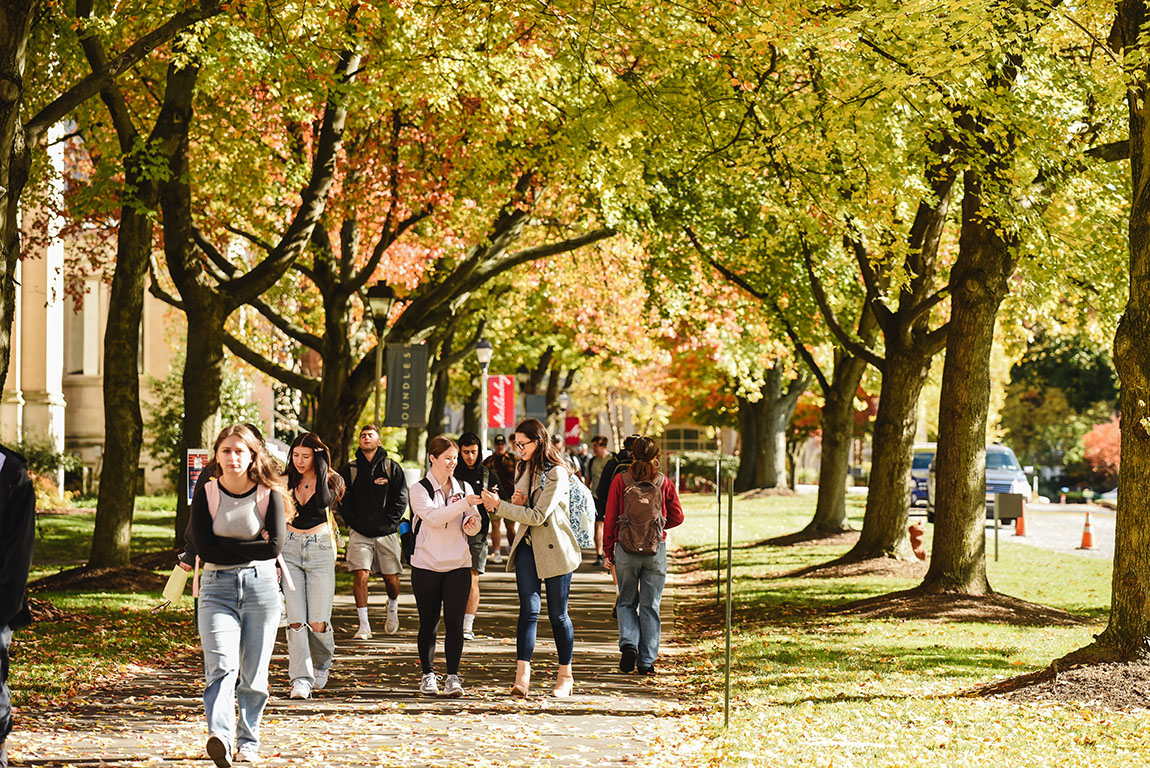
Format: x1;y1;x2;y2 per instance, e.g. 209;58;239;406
0;258;22;444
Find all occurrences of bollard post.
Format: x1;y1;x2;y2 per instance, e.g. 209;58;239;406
724;476;734;730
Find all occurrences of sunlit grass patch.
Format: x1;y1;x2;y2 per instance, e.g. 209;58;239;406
671;492;1118;767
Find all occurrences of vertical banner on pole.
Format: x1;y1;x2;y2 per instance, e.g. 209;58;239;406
186;449;209;504
384;343;430;428
564;416;581;446
487;375;515;428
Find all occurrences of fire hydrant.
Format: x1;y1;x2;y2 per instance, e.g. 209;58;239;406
908;523;926;561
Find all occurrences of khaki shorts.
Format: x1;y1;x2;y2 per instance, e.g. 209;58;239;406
468;532;488;574
346;530;403;575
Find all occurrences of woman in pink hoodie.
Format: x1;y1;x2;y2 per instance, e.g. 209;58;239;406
408;436;483;698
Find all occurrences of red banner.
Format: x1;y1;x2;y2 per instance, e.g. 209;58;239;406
565;415;581;446
487;375;515;429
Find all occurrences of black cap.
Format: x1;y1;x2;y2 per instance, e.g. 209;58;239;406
493;434;507;444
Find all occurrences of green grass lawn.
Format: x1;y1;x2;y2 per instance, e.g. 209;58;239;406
672;492;1135;768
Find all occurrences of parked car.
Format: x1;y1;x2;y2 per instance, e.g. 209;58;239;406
910;443;936;508
926;444;1031;524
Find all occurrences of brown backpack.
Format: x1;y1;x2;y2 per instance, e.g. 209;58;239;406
618;472;666;555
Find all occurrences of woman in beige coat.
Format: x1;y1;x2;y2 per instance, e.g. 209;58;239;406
481;418;581;698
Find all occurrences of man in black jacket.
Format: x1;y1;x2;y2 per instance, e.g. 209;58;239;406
0;446;35;768
338;425;408;639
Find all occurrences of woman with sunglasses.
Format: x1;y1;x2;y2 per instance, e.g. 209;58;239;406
481;418;581;698
283;432;345;700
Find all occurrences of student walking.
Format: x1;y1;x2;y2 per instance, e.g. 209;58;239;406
454;432;492;641
338;425;409;639
480;419;581;699
603;437;683;676
0;445;35;768
283;433;345;700
483;434;517;562
189;424;288;767
585;435;611;567
409;436;484;698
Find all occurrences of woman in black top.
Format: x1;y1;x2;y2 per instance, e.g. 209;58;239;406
189;424;288;767
282;433;345;700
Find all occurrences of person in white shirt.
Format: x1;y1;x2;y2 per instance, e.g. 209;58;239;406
408;436;483;698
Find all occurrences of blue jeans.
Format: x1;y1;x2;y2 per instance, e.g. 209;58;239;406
513;544;574;665
282;531;336;686
614;541;667;669
198;561;281;753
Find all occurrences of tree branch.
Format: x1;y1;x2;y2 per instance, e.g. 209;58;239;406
1085;140;1129;162
192;227;240;280
224;224;275;254
222;334;320;396
26;0;224;145
800;238;886;372
430;318;488;375
246;296;323;351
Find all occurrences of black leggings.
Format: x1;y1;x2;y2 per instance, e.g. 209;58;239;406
410;566;470;675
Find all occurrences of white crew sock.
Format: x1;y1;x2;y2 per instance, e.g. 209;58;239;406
357;607;369;626
387;598;398;615
463;613;475;632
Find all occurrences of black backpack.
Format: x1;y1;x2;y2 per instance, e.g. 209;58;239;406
618;472;666;555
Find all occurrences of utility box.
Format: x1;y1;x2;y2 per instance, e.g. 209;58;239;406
993;492;1025;524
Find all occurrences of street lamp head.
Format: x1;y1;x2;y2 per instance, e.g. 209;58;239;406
558;391;570;411
474;338;494;365
366;282;397;328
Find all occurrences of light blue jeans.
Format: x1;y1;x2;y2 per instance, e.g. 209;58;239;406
198;561;281;753
282;531;336;687
613;541;667;669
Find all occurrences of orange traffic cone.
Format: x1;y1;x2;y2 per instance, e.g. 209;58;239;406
1014;503;1027;536
1079;508;1095;550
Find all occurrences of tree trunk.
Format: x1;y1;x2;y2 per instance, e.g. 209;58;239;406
735;366;805;492
1076;1;1150;659
0;4;33;393
426;365;450;442
404;426;423;463
173;314;226;544
919;170;1017;594
804;351;868;534
89;193;151;567
846;349;931;561
461;379;479;436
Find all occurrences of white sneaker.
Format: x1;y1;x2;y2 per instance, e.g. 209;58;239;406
385;610;399;635
354;625;372;640
463;628;475;641
419;672;439;697
314;668;329;691
289;680;311;700
234;747;260;763
443;674;464;698
490;552;504;564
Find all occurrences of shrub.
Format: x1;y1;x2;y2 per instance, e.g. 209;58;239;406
14;437;84;476
671;451;739;492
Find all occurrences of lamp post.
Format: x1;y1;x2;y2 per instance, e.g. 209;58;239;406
558;390;570;445
475;339;493;449
366;282;397;426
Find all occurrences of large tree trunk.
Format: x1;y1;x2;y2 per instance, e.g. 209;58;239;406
1073;1;1150;660
426;365;450;441
845;350;931;561
89;201;150;567
0;4;33;393
734;366;805;492
804;352;868;534
919;170;1017;594
461;379;479;436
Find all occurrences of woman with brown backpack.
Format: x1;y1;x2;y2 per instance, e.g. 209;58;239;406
602;436;684;675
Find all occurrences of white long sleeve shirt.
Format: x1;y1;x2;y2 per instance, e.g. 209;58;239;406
409;473;480;572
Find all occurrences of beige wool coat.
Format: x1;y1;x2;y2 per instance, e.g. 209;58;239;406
495;464;582;579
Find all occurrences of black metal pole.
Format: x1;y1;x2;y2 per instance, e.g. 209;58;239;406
724;476;734;729
716;456;722;602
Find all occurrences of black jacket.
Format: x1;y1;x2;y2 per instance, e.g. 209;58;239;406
0;446;35;630
338;448;409;537
454;459;493;538
596;449;633;507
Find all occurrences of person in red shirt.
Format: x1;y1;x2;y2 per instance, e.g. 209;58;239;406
603;436;683;675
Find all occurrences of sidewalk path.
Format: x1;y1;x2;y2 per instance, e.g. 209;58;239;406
13;554;698;767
